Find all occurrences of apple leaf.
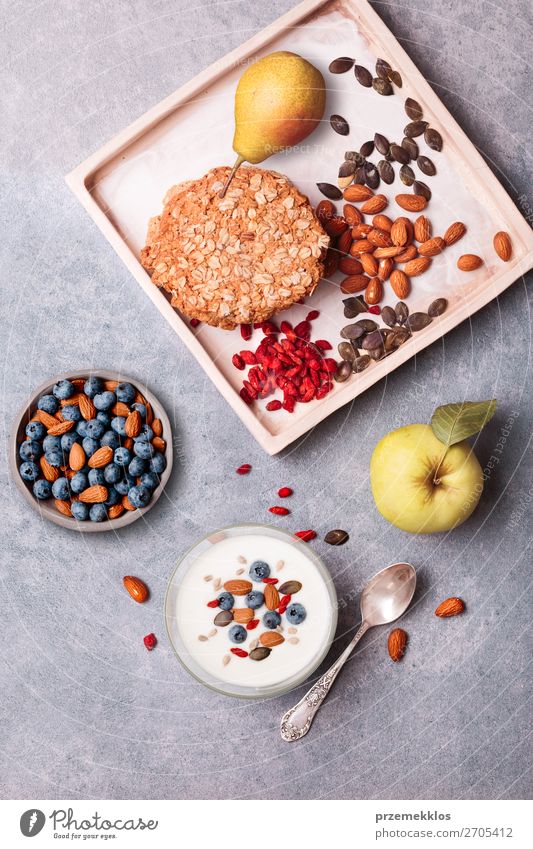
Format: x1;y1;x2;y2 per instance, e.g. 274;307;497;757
430;400;497;447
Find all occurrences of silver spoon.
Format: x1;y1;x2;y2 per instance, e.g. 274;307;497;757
280;562;416;742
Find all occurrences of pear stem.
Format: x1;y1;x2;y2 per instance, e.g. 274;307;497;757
219;155;245;198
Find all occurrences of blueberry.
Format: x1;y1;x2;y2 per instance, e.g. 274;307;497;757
82;437;100;458
43;435;61;453
105;486;121;506
149;453;166;475
53;379;75;400
19;461;39;482
104;463;122;484
93;391;116;411
96;411;111;427
133;440;154;460
116;382;136;404
76;420;89;438
60;432;79;452
285;603;306;625
89;503;108;522
25;421;46;441
127;485;151;509
263;611;281;629
140;472;159;490
88;468;105;486
44;449;62;467
101;430;120;450
115;475;134;495
245;590;264;609
52;477;70;500
37;394;58;414
85;419;105;440
132;403;146;419
33;479;52;500
135;424;153;443
84;377;103;398
128;456;146;477
62;404;82;422
217;592;234;611
228;624;247;644
70;472;89;494
71;501;90;521
111;416;127;436
114;447;131;467
19;440;43;462
249;560;271;582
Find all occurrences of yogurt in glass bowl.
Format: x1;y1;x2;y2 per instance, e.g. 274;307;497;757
165;524;338;698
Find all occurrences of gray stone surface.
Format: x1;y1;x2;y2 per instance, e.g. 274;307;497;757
1;0;531;800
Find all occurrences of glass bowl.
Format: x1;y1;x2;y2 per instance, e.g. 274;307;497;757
164;523;338;699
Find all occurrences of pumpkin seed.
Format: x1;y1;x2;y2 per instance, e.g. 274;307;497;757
338;341;357;362
390;327;411;346
331;114;349;136
381;306;397;327
424;127;443;151
417;155;436;176
373;76;393;96
388;68;402;87
401;137;419;160
404;120;429;138
324;529;350;546
367;347;385;360
250;647;271;661
377;159;395;184
341;323;365;340
395;301;409;324
390;143;410;165
354;64;373;87
428;298;448;317
352;355;372;372
345;150;365;165
364;161;380;189
374;132;390;155
400;164;415;186
407;312;432;331
339;160;356;178
329;57;355;74
279;580;302;595
353;165;366;184
214;610;233;627
376;57;392;78
355;319;378;332
413;180;431;200
360;140;374;157
335;360;352;382
317;182;343;200
343;296;367;318
405;97;423;121
361;329;385;350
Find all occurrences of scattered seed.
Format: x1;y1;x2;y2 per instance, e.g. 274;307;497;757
360;140;374;157
377;160;395;184
213;577;222;590
407;312;432;331
335;361;352;382
355;319;378;332
250;647;271;661
288;627;297;635
236;567;245;575
329;56;355;74
413;180;431;200
269;505;290;516
324;529;350;545
331;114;350;135
364;161;380;189
353;165;366;184
236;463;251;475
399;164;415;186
354;64;373;87
343;296;367;318
198;635;208;642
390;143;409;165
288;637;300;645
249;638;259;650
404;120;428;138
417;155;436;176
428;298;448;317
222;654;231;666
338;341;357;362
373;77;393;96
395;301;409;324
388;68;402;87
401;137;419;160
424;127;443;151
341;323;365;341
374;133;390;154
375;57;392;78
237;555;247;564
317;182;343;200
361;329;385;350
339;160;356;178
345;150;365;165
353;355;372;372
208;628;217;638
405;97;423;121
381;306;397;327
214;610;233;627
203;574;213;582
278;487;293;498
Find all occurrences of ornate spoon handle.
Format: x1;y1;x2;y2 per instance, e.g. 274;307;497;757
280;622;369;742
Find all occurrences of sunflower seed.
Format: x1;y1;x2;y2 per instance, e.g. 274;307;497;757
417;155;436;176
237;555;247;563
376;58;392;78
329;57;355;74
345;150;365;165
352;355;372;372
395;301;409;324
324;529;350;545
405;97;423;121
377;160;395;184
235;567;245;575
341;323;365;340
198;635;208;642
288;637;300;645
390;143;410;165
381;306;397;327
331;114;350;135
424;127;443;151
250;647;271;661
374;132;390;155
222;655;230;666
317;182;343;200
388;68;402;87
428;298;448;317
203;574;213;582
413;180;431;200
354;65;373;87
343;296;367;318
404;120;429;138
360;140;374;157
401;137;419;160
208;628;217;638
276;559;285;571
355;319;378;332
364;161;380;189
373;76;393;96
407;312;432;331
338;341;357;362
400;164;415;185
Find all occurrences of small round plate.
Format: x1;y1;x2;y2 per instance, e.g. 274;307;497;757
10;369;173;532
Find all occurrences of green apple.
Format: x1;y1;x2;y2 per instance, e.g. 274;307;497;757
370;424;484;533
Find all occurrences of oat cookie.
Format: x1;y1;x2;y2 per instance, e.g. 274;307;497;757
140;166;329;329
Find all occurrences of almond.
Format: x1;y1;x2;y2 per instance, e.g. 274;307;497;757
336;229;353;255
123;575;149;603
344;184;374;202
88;446;114;468
404;256;431;276
457;254;483;271
108;503;125;519
340;274;370;294
264;584;280;610
152;436;166;453
350;238;374;255
145;403;154;425
365;276;383;305
122;495;136;511
71;378;86;390
395;193;427;212
69;442;86;471
367;228;392;248
493;231;512;262
259;631;285;647
47;420;76;436
316;200;335;223
79;394;96;421
152;418;163;437
233;607;255;624
64;468;76;479
79;485;108;503
112;401;131;417
390;217;409;246
443;221;466;246
390;269;410;299
414;215;431;242
123;437;134;451
377;257;394;280
418;236;446;257
223;579;253;596
36;410;58;429
372;213;393;232
351;223;372;238
135;390;147;405
388;628;408;662
125;410;142;438
104;379;119;391
395;244;418;262
54;499;72;517
338;256;363;276
343;203;363;226
324;216;348;238
360;194;388;214
40;455;59;482
373;245;402;259
360;252;379;276
60;394;83;408
435;597;465;617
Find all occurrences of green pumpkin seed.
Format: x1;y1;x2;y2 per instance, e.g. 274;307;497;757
352;355;372;372
381;306;397;327
279;580;302;595
377;160;395;184
417;155;436;176
424;127;443;151
373;76;393;96
324;529;350;546
404;120;429;138
249;647;271;661
428;298;448;317
329;57;354;74
405;97;423;121
331;114;350;136
407;312;432;331
317;182;343;200
354;65;373;87
400;164;415;186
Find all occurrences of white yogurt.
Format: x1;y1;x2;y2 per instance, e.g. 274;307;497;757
174;532;335;690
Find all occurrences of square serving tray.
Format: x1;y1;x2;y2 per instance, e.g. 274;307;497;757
66;0;533;454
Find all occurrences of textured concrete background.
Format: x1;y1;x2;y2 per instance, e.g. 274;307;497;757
1;0;532;800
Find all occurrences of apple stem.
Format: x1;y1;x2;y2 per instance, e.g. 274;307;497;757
432;447;449;486
219;155;245;198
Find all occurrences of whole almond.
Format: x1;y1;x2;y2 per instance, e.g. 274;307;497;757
316;200;335;223
88;446;114;469
367;228;392;248
79;485;108;503
418;236;446;257
365;276;383;305
152;418;163;437
54;499;72;517
457;254;483;271
123;437;133;451
343;203;363;227
339;256;363;276
145;403;154;425
259;631;285;647
361;194;388;214
350;238;374;255
69;442;86;471
122;495;136;511
125;410;142;438
233;607;255;624
373;245;403;259
390;269;411;298
395;244;418;262
414;215;431;242
40;455;59;482
79;394;96;421
123;575;149;603
337;229;353;255
71;378;86;390
264;584;280;610
443;221;466;246
435;597;465;617
47;420;76;436
388;628;408;662
391;217;409;246
344;184;374;202
36;410;58;429
223;579;253;596
108;503;125;519
152;437;166;453
404;256;431;276
377;257;394;280
340;274;370;294
324;216;348;238
60;394;83;408
360;252;379;276
104;380;119;391
112;401;131;417
372;213;393;232
396;193;427;212
493;231;512;262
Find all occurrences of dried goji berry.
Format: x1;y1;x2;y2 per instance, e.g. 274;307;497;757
236;464;251;475
278;487;293;498
268;506;290;516
283;396;295;413
295;530;317;542
230;647;248;657
277;605;287;615
322;358;338;373
240;350;257;365
240;387;253;405
306;309;320;321
262;577;279;584
315;339;333;350
190;318;200;328
143;633;157;651
232;353;245;370
240;323;252;341
246;619;259;630
266;400;282;411
207;599;219;608
280;320;293;334
280;594;292;605
368;305;381;315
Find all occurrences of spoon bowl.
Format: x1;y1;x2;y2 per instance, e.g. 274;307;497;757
360;562;416;627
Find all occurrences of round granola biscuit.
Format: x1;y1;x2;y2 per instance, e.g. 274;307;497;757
140;166;329;329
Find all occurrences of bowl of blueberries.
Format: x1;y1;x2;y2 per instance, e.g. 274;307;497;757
11;370;173;531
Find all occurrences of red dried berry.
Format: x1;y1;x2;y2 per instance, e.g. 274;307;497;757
230;647;248;657
278;487;293;498
262;577;279;584
207;599;219;608
232;353;245;370
280;594;292;605
278;605;287;615
240;323;252;341
295;530;317;542
143;633;157;651
306;309;320;321
236;463;251;475
246;619;259;630
283;396;295;413
266;400;282;411
322;358;338;373
190;318;200;328
240;387;253;405
368;305;381;315
268;506;290;516
240;350;257;365
315;339;333;350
